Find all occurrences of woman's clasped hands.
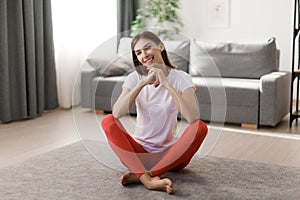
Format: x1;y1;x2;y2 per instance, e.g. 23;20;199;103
145;64;170;88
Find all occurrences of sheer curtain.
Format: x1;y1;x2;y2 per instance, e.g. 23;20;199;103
51;0;117;108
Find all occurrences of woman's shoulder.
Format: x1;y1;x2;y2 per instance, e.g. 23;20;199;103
126;70;139;80
169;69;194;89
123;71;140;89
170;68;192;78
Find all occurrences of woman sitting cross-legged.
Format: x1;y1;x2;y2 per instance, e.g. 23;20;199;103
101;31;208;194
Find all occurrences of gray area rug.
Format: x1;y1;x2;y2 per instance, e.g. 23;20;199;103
1;142;300;200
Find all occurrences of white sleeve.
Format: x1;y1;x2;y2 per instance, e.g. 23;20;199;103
123;71;139;89
177;71;195;93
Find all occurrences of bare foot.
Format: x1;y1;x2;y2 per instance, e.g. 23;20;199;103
120;172;140;186
139;172;173;194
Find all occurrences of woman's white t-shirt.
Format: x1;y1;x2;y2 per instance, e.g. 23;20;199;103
123;69;195;153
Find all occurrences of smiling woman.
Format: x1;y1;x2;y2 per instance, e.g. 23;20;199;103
51;0;117;108
101;31;208;194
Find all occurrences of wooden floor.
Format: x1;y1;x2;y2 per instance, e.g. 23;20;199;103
0;107;300;169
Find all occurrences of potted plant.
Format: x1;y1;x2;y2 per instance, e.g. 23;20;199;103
130;0;183;39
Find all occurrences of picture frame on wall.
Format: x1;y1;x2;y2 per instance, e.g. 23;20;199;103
207;0;230;28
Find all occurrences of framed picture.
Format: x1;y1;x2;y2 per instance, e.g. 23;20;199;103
207;0;230;28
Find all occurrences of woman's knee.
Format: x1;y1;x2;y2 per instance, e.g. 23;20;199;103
189;120;208;144
101;114;114;126
190;119;207;132
101;114;118;134
196;120;208;135
101;114;127;137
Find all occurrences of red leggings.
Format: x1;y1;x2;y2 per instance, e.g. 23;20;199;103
101;114;208;178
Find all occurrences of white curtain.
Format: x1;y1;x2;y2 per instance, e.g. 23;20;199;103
51;0;117;108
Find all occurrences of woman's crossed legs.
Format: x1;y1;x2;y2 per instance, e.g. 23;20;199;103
101;114;208;194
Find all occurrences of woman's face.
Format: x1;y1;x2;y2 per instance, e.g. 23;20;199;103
133;38;164;68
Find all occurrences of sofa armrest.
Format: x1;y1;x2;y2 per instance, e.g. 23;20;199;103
259;71;291;126
80;62;99;108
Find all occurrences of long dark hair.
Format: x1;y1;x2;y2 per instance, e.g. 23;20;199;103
131;31;175;75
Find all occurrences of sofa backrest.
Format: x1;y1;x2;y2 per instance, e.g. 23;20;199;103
118;37;190;72
189;38;279;78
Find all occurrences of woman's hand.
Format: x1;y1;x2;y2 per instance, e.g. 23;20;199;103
148;64;169;87
149;64;198;123
144;70;157;85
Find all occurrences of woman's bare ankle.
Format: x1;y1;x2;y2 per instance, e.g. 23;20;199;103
120;172;140;186
139;172;173;194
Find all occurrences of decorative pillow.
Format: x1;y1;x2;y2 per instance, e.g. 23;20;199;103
117;38;133;63
87;57;134;77
189;37;278;78
117;37;190;72
164;40;190;72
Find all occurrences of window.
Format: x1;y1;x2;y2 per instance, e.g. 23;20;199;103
51;0;117;107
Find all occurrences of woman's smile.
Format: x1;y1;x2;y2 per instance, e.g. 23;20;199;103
143;55;154;65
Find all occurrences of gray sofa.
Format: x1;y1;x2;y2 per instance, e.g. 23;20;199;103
81;37;290;127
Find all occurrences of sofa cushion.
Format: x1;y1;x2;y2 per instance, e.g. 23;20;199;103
192;77;260;124
92;76;137;113
117;38;133;63
192;77;259;106
117;37;190;72
87;57;133;77
189;38;278;78
163;40;190;72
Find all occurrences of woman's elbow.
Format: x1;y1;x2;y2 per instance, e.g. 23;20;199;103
186;117;198;124
112;111;120;119
112;110;125;119
112;107;123;119
185;113;199;124
188;110;200;124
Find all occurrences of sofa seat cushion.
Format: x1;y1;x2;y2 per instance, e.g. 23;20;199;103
91;76;124;109
192;77;260;106
91;76;137;114
93;76;125;97
192;77;260;124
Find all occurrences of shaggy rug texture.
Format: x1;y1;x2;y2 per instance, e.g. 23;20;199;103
1;142;300;200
